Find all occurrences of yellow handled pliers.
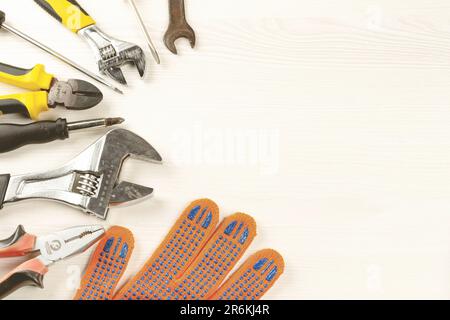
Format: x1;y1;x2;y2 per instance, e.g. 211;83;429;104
0;62;103;120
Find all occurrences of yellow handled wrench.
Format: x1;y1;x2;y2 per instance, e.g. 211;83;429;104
33;0;95;33
34;0;146;85
0;62;103;119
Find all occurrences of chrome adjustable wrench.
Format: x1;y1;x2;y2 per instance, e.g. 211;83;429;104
0;129;162;220
34;0;146;85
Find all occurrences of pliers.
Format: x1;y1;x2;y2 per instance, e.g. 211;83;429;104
0;62;103;120
0;225;105;299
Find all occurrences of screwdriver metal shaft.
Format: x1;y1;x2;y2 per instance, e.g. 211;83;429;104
0;18;123;94
128;0;160;64
67;117;125;131
0;117;124;154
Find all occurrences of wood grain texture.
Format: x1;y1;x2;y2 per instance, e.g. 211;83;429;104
1;0;450;300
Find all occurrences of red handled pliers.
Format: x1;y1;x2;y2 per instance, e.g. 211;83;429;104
0;225;105;299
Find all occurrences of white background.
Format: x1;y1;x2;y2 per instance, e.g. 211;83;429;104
1;0;450;300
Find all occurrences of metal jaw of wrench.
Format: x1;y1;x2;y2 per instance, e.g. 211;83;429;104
164;0;196;54
79;25;146;85
33;0;146;85
0;129;162;220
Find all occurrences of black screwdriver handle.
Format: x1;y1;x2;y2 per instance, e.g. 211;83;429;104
0;119;68;153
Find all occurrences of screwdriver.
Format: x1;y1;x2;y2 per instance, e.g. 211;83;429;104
128;0;160;64
0;117;124;153
0;10;123;94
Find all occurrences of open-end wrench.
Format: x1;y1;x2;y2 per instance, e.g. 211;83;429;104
164;0;196;54
0;129;162;220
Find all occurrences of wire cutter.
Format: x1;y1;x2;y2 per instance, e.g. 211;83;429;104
0;225;105;299
0;62;103;120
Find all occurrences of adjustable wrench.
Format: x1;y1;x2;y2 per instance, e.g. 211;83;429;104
0;129;162;220
34;0;146;85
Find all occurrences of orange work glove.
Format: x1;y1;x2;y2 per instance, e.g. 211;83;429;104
75;199;284;300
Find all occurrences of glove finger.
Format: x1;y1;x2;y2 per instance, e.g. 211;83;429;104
168;213;257;300
74;226;134;300
208;249;285;300
114;199;219;300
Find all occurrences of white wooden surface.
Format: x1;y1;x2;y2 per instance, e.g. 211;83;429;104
1;0;450;300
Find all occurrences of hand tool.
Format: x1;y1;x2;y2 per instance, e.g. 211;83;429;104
164;0;196;54
0;224;104;299
0;117;124;153
128;0;160;64
0;62;103;119
34;0;146;85
0;128;162;220
0;11;123;94
75;199;285;300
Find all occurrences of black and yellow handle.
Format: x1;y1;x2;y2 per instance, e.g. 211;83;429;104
0;63;54;119
0;62;54;91
34;0;95;33
0;93;49;120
